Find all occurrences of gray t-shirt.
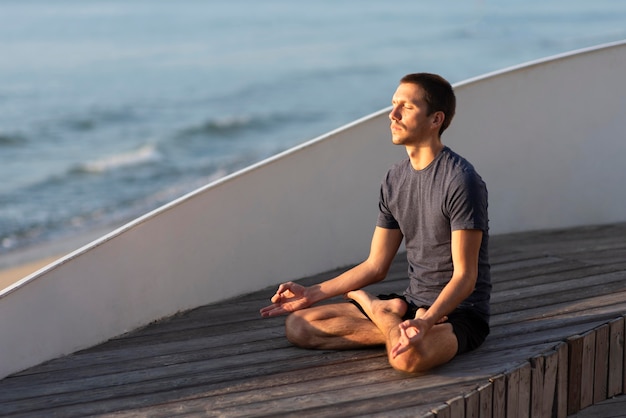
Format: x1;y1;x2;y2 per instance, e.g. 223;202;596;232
377;146;491;320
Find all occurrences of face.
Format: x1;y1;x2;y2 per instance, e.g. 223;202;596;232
389;83;440;146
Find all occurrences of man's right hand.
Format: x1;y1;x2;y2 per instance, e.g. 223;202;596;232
260;282;313;318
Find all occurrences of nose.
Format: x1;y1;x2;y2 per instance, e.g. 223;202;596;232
389;106;400;121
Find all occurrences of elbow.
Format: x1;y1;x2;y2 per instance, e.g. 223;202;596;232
372;268;388;283
364;260;389;283
455;270;478;300
370;263;390;283
463;272;479;298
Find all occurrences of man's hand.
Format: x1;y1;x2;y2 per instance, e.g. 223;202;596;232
390;318;429;358
390;309;447;359
260;282;313;318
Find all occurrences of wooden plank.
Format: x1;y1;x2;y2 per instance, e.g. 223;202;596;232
464;389;479;418
507;367;520;418
491;374;506;418
518;362;531;418
593;323;609;404
580;330;596;409
541;347;559;418
555;342;569;418
447;395;464;418
567;335;584;416
432;403;451;418
566;394;626;418
608;317;624;397
486;320;616;354
491;291;626;327
477;381;493;418
491;272;626;313
623;314;626;396
530;355;544;418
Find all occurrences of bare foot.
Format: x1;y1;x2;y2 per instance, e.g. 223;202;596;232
346;290;407;321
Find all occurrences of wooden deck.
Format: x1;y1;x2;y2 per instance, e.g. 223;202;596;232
1;222;625;417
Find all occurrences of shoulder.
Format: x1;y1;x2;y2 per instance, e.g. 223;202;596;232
439;147;477;174
438;148;487;196
439;148;485;183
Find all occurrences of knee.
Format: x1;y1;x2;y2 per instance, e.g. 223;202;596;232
388;351;429;374
285;311;317;348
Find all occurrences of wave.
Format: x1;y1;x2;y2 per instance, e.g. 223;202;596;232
0;132;27;146
74;144;162;174
175;111;322;140
176;115;269;138
60;106;142;132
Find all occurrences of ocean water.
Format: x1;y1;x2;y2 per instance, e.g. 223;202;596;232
1;0;626;256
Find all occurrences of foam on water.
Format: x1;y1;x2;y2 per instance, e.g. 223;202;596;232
77;144;161;174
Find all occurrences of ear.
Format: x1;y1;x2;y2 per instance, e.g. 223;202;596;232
431;111;445;129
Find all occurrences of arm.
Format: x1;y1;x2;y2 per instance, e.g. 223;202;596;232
419;228;483;327
260;226;403;317
391;229;482;357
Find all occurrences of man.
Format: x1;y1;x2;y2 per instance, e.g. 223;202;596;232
260;73;490;374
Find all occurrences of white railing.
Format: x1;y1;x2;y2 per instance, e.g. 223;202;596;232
1;40;625;379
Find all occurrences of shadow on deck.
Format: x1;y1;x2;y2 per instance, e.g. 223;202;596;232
1;223;625;417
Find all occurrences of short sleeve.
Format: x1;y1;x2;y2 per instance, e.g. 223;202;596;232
377;180;400;229
446;171;489;232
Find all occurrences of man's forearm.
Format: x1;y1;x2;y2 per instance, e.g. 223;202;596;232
420;272;476;327
307;260;387;305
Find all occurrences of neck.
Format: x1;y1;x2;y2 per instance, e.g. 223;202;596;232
406;140;444;170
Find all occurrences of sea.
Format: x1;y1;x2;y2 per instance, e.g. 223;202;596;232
1;0;626;260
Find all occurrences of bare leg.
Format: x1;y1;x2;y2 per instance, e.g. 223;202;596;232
346;289;458;373
285;302;386;350
345;289;406;350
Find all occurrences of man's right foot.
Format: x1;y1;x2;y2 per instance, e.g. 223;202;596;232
346;289;407;321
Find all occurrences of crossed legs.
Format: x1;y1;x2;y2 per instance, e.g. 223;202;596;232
285;290;458;373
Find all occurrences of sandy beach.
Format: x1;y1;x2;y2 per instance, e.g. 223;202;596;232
0;225;119;292
0;256;62;290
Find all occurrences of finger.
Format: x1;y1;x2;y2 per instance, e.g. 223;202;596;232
260;304;286;318
391;341;409;359
270;283;291;303
261;308;283;318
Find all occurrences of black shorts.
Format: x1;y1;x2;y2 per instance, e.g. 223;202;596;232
350;293;489;355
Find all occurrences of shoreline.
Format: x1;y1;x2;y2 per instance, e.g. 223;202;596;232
0;256;63;290
0;225;120;292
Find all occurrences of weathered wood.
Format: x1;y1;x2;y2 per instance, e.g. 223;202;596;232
541;348;559;418
608;317;624;397
593;324;609;404
432;403;451;418
580;330;596;410
477;382;492;418
530;355;544;418
447;395;464;418
555;342;569;418
566;394;626;418
507;367;521;418
568;335;584;416
519;362;531;418
623;314;626;396
0;222;625;417
464;389;480;418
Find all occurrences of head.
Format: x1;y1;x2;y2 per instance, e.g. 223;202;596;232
398;73;456;136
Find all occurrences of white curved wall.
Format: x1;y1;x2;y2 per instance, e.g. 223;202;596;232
447;42;626;232
1;41;625;379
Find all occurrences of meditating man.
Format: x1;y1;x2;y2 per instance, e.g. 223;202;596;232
260;73;491;373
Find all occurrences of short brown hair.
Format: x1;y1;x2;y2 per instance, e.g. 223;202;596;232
400;73;456;136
